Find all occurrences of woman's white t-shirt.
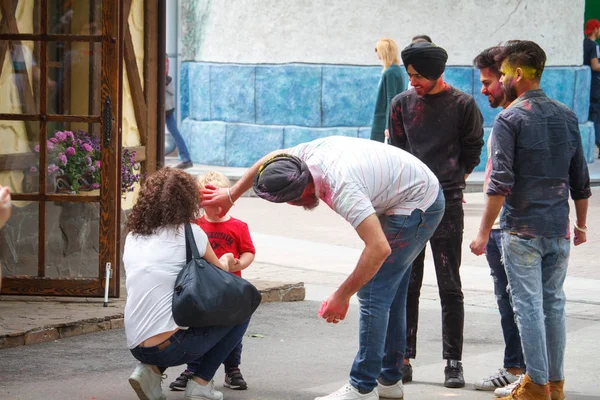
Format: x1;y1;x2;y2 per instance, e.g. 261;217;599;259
123;224;208;349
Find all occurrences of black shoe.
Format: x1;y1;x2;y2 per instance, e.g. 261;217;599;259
169;370;193;391
224;368;248;390
444;360;465;388
174;160;193;169
401;363;413;383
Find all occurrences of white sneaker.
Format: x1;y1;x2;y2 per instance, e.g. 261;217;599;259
128;363;167;400
185;379;223;400
315;383;378;400
377;379;404;399
494;374;524;397
474;368;520;391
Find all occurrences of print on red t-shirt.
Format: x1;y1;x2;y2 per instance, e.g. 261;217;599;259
195;216;256;277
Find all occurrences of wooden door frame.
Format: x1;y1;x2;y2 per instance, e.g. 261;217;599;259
0;0;122;296
0;0;163;296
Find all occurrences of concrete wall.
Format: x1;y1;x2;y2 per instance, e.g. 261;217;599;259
181;0;585;66
180;62;595;170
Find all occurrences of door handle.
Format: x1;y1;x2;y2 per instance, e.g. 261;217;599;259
103;97;111;147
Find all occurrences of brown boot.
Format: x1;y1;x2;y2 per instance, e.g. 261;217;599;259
549;380;565;400
499;374;550;400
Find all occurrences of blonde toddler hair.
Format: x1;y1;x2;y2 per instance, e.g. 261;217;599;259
198;171;231;189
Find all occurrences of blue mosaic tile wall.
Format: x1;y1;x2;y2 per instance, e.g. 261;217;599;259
180;62;594;169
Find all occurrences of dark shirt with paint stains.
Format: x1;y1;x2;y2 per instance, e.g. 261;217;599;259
389;86;484;199
487;89;591;238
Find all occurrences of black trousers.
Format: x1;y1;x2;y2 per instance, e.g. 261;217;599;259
405;197;464;361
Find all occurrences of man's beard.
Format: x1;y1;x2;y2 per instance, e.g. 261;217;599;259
503;83;518;103
489;94;503;108
303;198;320;211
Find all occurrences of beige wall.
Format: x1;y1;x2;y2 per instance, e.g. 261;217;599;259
0;1;144;206
0;2;34;193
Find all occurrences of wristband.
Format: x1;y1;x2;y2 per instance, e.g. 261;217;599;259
574;223;587;233
227;188;235;205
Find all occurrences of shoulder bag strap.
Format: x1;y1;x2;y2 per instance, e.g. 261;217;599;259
184;222;202;262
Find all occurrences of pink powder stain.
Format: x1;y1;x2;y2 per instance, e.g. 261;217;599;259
523;101;532;110
393;240;410;249
412;101;425;125
319;183;333;205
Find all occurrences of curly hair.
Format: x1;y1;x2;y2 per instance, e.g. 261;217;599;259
126;168;200;236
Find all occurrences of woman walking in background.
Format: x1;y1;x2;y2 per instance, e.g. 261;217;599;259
370;38;405;143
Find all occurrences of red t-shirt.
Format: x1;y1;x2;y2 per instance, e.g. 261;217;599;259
195;216;256;277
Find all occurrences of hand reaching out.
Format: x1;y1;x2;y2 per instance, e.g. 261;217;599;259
200;184;233;218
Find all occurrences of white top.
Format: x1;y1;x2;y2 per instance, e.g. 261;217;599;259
123;224;208;349
289;136;440;228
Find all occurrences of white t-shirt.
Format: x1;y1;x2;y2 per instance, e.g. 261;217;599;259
123;224;208;349
289;137;440;228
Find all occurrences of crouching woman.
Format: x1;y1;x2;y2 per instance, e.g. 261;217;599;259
123;168;248;400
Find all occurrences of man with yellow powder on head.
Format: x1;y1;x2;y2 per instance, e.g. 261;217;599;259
470;40;591;400
0;185;11;287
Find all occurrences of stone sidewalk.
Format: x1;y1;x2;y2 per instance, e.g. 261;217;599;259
0;280;305;349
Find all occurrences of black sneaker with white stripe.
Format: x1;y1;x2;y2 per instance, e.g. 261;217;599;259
169;370;193;391
474;368;520;391
224;368;247;390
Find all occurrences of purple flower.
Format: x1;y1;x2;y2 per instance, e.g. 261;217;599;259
58;152;68;166
49;137;58;144
82;143;93;153
30;166;37;173
89;166;96;172
65;131;74;139
65;146;76;157
85;156;92;166
54;131;67;142
90;183;100;189
47;141;54;151
48;164;59;174
34;144;40;152
95;160;101;168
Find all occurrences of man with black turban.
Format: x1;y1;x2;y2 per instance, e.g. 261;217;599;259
202;135;445;400
388;41;484;388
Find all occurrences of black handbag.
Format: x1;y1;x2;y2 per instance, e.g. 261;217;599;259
172;223;262;327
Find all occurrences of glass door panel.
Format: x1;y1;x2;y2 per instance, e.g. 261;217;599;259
47;40;101;117
45;200;99;278
0;201;39;277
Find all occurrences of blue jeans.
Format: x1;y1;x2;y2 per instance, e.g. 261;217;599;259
501;232;569;385
349;189;445;392
486;229;525;370
166;111;191;162
222;340;243;372
130;320;249;381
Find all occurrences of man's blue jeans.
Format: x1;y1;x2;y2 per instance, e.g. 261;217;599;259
486;229;525;370
349;189;445;392
130;320;249;381
501;232;569;385
166;111;191;162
